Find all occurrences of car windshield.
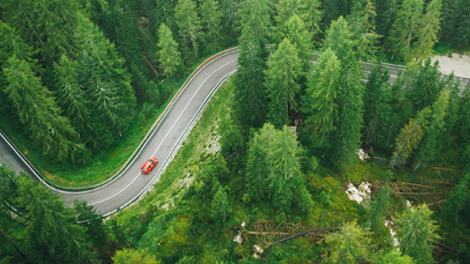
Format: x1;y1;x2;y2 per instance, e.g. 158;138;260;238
148;160;154;164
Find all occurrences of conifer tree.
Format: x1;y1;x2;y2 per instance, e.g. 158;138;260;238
412;91;449;170
211;186;232;222
0;21;39;70
456;82;470;140
239;0;273;43
390;107;431;168
363;62;394;148
369;185;391;232
323;17;354;61
265;38;302;128
414;0;442;60
234;37;268;128
274;0;322;41
200;0;223;49
157;23;182;77
302;48;341;148
3;56;87;162
155;0;178;35
322;221;371;264
321;0;339;29
219;0;242;43
387;0;424;61
376;0;400;38
438;0;459;43
15;174;97;263
456;0;470;49
409;59;443;112
395;204;440;264
112;248;157;264
442;174;470;222
175;0;202;58
277;15;313;73
378;251;417;264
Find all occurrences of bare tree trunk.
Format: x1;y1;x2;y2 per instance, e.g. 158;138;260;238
265;227;339;249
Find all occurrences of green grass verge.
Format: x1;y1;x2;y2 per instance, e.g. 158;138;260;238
0;50;229;188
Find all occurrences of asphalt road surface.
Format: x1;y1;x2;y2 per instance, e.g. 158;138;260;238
1;49;468;216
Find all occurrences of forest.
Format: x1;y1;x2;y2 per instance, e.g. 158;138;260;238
1;0;470;263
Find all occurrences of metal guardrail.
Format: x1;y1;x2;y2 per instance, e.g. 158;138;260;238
0;47;240;193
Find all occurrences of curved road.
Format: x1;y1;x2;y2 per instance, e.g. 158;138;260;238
1;49;468;216
0;50;240;216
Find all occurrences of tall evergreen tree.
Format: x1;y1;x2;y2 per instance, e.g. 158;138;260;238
438;0;459;43
219;0;242;44
363;62;394;148
323;17;354;61
369;185;391;232
409;59;443;112
175;0;202;58
157;23;182;77
234;37;268;128
239;0;273;43
322;221;371;264
1;0;80;63
265;38;302;128
377;250;417;264
442;174;470;222
390;106;431;168
332;52;364;170
155;0;178;35
321;0;340;29
394;204;440;264
387;0;424;61
15;174;97;263
302;48;341;148
456;82;470;141
456;0;470;49
274;0;322;41
414;0;442;60
276;15;313;73
412;91;449;170
74;14;136;150
112;248;157;264
200;0;223;49
3;56;87;162
376;0;401;38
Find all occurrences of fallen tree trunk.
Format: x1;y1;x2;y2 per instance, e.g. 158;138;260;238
265;227;339;249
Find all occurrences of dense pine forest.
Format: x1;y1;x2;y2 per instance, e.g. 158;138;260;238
1;0;470;263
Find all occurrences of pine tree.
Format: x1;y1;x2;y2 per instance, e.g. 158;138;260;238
369;185;391;231
1;0;80;63
265;38;302;128
438;0;459;43
347;0;381;61
414;0;442;61
363;62;394;148
73;200;107;245
394;204;440;264
211;186;232;222
15;174;97;263
409;59;443;112
175;0;202;58
112;248;157;264
378;250;417;264
323;16;354;61
387;0;424;61
74;14;136;150
321;0;339;29
157;23;182;77
234;37;268;128
274;0;322;41
155;0;178;35
276;15;313;73
332;52;365;170
239;0;273;43
390;107;431;168
322;221;371;264
442;174;470;222
456;82;470;140
200;0;223;49
3;56;87;162
376;0;401;38
412;90;449;170
456;0;470;49
219;0;242;44
302;48;341;148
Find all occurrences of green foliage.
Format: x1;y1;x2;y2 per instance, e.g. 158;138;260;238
377;250;417;264
274;0;322;42
394;204;440;264
239;0;273;43
390;107;431;168
302;48;341;147
363;61;395;148
322;221;371;264
157;23;182;77
200;0;223;49
409;59;443;112
175;0;202;58
442;174;470;222
211;186;232;222
265;38;302;128
146;81;162;107
3;56;88;163
413;0;442;60
74;200;107;245
234;36;268;128
369;185;391;231
323;16;354;61
112;248;158;264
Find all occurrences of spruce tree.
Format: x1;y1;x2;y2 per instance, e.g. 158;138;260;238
456;0;470;49
414;0;442;61
234;36;268;128
376;0;400;38
302;48;341;148
157;23;182;77
369;185;391;232
200;0;223;49
395;204;440;264
265;38;302;128
274;0;322;41
211;186;232;222
239;0;273;43
442;174;470;222
3;56;87;162
409;59;443;112
378;251;417;264
323;17;354;61
175;0;202;58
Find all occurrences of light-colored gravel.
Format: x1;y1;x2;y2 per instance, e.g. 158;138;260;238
431;53;470;78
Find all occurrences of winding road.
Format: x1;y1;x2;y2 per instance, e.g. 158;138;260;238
1;48;468;216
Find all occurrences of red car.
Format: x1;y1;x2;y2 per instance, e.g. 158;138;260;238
141;158;158;174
